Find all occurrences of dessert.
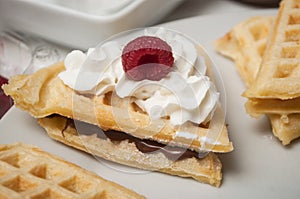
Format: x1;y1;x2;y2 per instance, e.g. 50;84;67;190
0;142;145;199
215;0;300;145
2;28;233;186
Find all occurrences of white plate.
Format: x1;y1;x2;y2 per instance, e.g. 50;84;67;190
0;0;183;49
1;9;300;199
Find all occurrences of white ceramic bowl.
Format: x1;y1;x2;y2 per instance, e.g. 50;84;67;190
0;0;183;49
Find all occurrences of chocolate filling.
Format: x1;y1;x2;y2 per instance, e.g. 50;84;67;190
62;118;207;161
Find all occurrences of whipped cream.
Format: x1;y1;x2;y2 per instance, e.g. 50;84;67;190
59;41;123;95
58;28;219;126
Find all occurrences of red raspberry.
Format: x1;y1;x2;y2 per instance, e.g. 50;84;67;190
122;36;174;81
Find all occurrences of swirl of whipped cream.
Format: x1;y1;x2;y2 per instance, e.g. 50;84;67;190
58;28;219;126
116;72;219;125
58;41;123;95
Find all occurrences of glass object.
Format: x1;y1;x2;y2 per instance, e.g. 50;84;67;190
0;31;65;118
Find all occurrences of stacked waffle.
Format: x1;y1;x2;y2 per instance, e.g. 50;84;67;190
2;61;227;187
0;143;145;199
215;0;300;145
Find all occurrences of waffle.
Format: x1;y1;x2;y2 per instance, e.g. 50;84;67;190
2;61;232;153
268;113;300;144
37;115;222;187
244;0;300;99
244;96;300;117
215;14;300;145
0;143;145;199
215;16;275;87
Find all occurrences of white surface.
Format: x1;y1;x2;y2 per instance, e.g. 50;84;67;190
1;9;300;199
0;0;183;49
43;0;134;16
163;0;274;22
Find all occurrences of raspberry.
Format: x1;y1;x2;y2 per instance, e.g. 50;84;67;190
122;36;174;81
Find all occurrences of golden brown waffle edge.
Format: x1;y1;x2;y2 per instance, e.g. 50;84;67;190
2;62;233;153
244;0;300;100
37;115;222;187
0;142;146;199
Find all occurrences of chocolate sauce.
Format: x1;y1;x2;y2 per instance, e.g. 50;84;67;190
65;118;206;161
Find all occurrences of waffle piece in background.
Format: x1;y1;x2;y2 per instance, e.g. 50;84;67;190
215;13;300;145
0;143;146;199
244;0;300;100
214;16;274;87
243;0;300;144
